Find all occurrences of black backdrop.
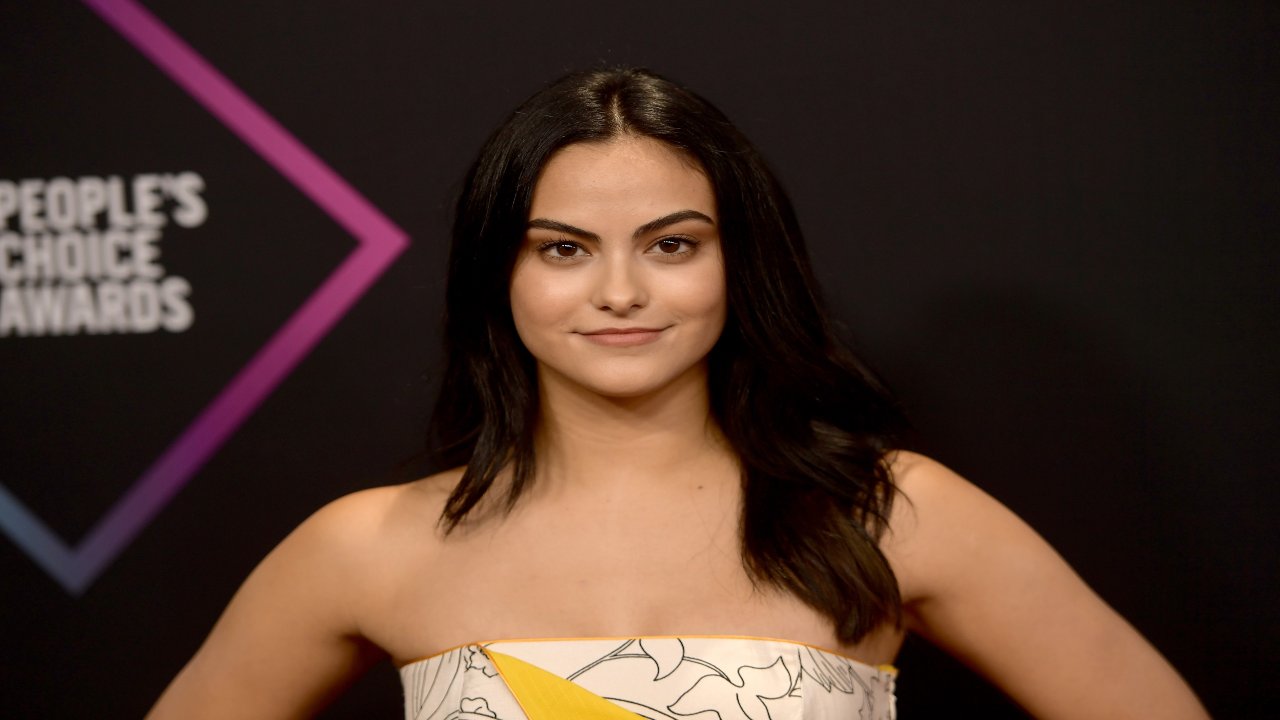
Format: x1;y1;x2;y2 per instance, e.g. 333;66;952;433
2;1;1276;717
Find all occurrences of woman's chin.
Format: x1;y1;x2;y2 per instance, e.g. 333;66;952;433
543;365;708;403
580;377;678;401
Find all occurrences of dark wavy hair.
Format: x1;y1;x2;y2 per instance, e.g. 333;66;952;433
430;68;906;642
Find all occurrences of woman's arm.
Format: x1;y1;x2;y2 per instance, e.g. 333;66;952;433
148;489;396;720
883;452;1209;719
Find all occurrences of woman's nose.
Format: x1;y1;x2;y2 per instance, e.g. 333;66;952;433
592;255;648;313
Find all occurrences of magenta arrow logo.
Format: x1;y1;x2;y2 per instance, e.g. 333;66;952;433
0;0;409;593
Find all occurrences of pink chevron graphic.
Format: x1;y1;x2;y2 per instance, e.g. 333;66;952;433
0;0;409;593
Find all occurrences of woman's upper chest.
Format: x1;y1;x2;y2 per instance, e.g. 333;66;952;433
362;481;901;664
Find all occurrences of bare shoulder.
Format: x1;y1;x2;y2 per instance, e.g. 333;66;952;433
879;451;1055;604
881;450;1098;625
882;448;981;517
877;451;1208;719
147;469;467;719
306;467;462;533
880;451;986;596
294;468;464;569
207;470;463;629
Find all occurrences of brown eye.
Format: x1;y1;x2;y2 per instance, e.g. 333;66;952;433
660;237;701;253
536;239;588;262
648;237;697;257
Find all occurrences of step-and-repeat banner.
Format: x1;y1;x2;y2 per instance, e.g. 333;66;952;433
2;1;1275;717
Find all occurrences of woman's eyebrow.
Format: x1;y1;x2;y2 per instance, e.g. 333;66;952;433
527;218;600;241
632;209;715;238
528;210;715;242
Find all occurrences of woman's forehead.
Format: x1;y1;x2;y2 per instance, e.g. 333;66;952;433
529;137;715;229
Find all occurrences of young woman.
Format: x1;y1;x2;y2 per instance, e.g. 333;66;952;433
149;68;1208;719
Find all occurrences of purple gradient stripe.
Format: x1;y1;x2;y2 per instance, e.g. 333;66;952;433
0;0;408;593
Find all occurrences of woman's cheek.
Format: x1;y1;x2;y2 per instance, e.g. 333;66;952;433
510;268;584;343
669;267;727;319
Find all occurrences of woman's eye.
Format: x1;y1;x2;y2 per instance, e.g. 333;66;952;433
650;237;697;256
537;240;588;261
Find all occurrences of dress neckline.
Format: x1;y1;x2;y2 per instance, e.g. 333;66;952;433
397;633;897;674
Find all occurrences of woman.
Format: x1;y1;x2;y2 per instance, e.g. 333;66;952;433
150;68;1208;719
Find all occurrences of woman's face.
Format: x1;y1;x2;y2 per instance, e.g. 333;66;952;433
509;135;726;400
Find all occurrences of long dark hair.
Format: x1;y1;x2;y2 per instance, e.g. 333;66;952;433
431;68;906;643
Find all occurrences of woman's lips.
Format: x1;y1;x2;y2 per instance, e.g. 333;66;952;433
578;327;666;347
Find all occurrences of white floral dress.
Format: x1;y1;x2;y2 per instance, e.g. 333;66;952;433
400;636;897;720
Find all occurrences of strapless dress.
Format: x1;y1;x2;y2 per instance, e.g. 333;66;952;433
399;636;897;719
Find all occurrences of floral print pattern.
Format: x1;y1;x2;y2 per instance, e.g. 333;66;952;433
401;637;896;720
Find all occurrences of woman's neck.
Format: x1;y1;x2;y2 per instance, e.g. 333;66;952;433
531;363;734;493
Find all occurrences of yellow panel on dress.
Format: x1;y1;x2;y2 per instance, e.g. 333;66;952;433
487;650;643;719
